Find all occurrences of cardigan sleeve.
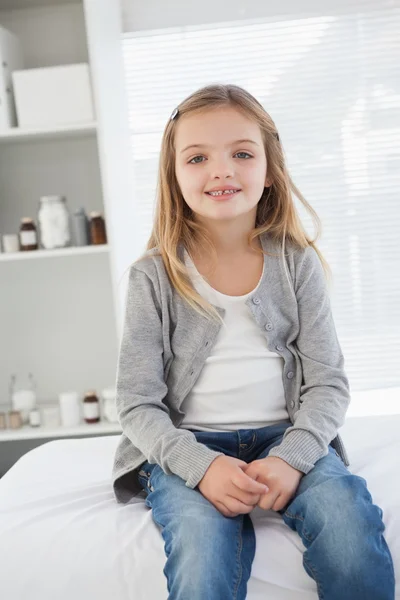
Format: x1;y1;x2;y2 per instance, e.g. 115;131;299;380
268;245;351;473
115;265;224;488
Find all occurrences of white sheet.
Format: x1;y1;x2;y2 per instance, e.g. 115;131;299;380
0;414;399;599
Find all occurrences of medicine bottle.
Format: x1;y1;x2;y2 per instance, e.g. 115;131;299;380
19;218;38;251
83;391;100;424
89;212;107;245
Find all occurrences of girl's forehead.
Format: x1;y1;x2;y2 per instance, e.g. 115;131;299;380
175;107;262;147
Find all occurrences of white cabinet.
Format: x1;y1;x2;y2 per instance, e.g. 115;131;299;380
0;0;122;451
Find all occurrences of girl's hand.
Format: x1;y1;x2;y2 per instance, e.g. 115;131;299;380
242;456;304;512
198;455;269;518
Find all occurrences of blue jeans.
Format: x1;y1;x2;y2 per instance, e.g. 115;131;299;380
138;422;395;599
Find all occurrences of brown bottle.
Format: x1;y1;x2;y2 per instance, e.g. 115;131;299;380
83;391;100;424
89;212;107;245
19;218;38;251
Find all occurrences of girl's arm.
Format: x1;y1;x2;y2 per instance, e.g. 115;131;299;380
268;245;351;473
116;265;224;488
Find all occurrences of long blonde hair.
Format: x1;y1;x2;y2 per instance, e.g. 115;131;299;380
140;83;331;321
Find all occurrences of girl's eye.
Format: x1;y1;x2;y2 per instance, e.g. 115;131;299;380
235;152;252;159
188;152;253;164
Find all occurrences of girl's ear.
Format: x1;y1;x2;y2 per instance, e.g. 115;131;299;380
265;176;273;187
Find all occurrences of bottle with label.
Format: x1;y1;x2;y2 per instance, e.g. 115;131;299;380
83;391;100;424
19;218;38;251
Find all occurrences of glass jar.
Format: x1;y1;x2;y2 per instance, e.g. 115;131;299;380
89;212;107;245
38;196;71;249
19;218;38;251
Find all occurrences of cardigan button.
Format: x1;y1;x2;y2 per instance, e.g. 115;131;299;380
252;296;261;305
276;345;284;352
290;400;295;408
287;371;294;379
265;323;273;331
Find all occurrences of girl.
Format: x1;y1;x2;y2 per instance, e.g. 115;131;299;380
112;84;395;599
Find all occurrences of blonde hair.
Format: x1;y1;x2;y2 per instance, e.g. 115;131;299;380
139;83;331;321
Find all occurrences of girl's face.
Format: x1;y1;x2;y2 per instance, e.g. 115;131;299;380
174;106;272;225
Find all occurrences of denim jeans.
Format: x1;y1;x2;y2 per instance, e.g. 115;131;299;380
138;422;395;600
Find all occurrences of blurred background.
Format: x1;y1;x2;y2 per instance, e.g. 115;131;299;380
0;0;399;475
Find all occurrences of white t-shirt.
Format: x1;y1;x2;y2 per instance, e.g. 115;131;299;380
179;250;290;432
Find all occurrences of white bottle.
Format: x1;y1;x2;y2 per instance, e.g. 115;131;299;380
59;391;81;427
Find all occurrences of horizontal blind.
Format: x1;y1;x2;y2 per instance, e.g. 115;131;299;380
120;1;400;396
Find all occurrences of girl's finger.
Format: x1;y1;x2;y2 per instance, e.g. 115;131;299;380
259;490;280;511
215;500;238;518
272;494;286;512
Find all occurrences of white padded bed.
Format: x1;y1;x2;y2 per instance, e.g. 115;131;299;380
0;413;399;599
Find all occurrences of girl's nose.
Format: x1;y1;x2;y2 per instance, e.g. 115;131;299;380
209;159;235;179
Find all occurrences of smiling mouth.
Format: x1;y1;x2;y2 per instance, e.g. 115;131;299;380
205;190;241;198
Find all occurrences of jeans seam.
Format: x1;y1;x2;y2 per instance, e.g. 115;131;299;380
238;432;257;456
303;555;324;600
248;432;257;452
283;510;313;543
284;511;323;596
232;517;244;600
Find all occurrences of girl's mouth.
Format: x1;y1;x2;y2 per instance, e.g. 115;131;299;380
205;189;241;200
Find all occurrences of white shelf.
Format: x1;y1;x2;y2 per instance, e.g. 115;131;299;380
0;0;78;9
0;244;109;262
0;420;122;441
0;122;97;144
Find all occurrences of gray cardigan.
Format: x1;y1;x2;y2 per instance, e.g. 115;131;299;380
112;233;351;503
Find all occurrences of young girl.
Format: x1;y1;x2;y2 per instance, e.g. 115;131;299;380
112;84;395;599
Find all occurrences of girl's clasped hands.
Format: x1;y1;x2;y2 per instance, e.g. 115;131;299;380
198;454;303;518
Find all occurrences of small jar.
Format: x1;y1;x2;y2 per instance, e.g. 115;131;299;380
0;412;7;430
38;195;71;249
89;212;107;245
28;408;41;428
8;410;23;429
2;234;19;253
83;391;100;424
19;218;38;251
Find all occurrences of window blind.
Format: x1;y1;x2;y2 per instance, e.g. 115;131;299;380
119;0;400;405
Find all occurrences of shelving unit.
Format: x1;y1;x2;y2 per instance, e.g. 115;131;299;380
0;0;122;476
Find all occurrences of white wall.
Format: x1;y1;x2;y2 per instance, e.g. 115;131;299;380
121;0;365;32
